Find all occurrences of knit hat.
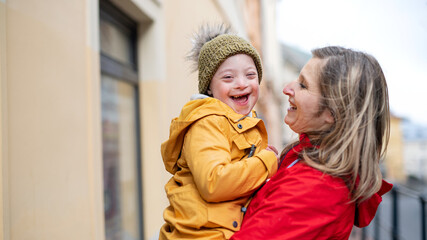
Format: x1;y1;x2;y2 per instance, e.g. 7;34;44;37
187;24;263;95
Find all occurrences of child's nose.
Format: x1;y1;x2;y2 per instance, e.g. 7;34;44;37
236;76;249;88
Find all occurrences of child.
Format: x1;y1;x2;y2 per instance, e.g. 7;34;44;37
159;24;278;240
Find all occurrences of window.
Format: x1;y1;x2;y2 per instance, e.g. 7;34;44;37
100;1;143;239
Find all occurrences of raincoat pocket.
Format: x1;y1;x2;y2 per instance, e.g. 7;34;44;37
206;202;242;232
232;134;252;150
165;180;208;229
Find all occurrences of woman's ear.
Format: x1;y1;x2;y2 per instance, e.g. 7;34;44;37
325;110;335;124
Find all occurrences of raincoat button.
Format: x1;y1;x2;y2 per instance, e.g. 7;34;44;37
233;221;238;228
241;206;247;213
237;123;243;129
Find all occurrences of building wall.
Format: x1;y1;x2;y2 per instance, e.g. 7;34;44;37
258;0;293;148
1;1;7;239
384;116;406;181
404;140;427;181
1;1;104;240
0;0;267;240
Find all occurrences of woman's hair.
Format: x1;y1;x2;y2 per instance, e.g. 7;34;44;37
284;46;390;202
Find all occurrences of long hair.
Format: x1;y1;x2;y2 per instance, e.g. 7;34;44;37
283;46;390;202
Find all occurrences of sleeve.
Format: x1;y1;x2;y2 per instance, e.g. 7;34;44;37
183;116;277;203
231;165;354;240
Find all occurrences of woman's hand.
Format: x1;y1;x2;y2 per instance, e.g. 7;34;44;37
266;145;278;155
266;145;279;165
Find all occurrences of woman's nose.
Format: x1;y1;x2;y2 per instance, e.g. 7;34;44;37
283;82;294;96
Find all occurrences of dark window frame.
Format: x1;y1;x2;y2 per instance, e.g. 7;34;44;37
99;0;144;239
100;0;138;84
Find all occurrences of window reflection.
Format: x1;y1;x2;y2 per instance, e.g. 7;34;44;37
100;1;141;238
100;19;132;65
101;75;140;240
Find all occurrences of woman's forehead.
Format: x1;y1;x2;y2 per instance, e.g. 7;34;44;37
301;58;325;86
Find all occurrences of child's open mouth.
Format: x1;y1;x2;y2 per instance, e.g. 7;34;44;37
231;94;249;104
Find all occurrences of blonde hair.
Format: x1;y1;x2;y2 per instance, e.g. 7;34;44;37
284;46;390;202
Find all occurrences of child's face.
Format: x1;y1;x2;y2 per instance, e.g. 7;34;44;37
208;54;260;116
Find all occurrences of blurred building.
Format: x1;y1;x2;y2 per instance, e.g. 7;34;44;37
382;115;427;185
278;43;311;144
401;120;427;184
384;115;406;181
0;0;285;239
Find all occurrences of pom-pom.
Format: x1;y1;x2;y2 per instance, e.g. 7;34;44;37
186;23;235;72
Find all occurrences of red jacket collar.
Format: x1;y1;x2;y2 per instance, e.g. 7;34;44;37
280;133;315;168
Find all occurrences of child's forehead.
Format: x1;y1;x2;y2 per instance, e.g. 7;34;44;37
195;33;263;94
215;54;257;72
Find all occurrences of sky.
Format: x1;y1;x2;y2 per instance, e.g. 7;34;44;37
276;0;427;125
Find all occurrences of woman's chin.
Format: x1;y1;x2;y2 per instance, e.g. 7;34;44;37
284;117;291;126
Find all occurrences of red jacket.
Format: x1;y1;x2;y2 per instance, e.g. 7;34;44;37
231;134;392;240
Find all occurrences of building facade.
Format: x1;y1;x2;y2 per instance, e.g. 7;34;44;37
402;120;427;183
0;0;284;239
382;115;406;182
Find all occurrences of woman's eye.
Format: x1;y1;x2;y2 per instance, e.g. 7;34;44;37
299;82;307;89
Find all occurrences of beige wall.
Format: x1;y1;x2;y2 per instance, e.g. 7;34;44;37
384;116;405;181
1;1;8;239
1;0;104;240
0;0;261;240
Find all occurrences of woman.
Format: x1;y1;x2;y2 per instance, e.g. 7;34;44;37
231;46;393;240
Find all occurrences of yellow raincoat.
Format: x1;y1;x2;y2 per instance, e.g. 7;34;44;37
159;97;277;239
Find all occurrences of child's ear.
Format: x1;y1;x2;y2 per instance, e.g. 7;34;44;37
207;89;212;96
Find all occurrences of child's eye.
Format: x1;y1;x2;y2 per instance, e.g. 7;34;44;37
222;75;233;82
247;72;257;78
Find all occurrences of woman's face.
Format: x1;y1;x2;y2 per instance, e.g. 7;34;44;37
209;54;259;116
283;57;334;135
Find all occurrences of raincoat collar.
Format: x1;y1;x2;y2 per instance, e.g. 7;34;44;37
161;97;261;174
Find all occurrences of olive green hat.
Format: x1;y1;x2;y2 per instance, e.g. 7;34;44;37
197;34;263;94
